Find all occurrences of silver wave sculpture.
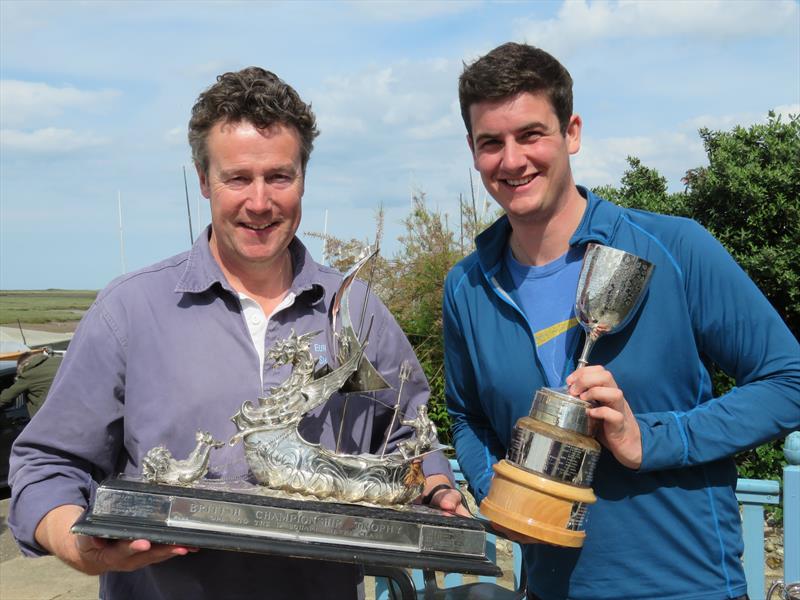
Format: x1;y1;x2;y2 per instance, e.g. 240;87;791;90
142;245;442;506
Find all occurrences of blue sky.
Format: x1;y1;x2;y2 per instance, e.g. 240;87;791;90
1;0;798;290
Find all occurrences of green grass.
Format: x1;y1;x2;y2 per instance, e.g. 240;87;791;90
0;290;97;324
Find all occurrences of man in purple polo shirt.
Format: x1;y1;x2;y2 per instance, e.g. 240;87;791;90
8;67;465;600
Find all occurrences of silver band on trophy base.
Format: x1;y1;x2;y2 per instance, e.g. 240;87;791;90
508;419;600;487
71;243;499;577
480;243;654;547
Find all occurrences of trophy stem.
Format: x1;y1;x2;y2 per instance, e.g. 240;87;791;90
576;333;597;370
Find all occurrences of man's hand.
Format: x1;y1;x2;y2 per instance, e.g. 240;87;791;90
567;366;642;470
420;474;472;517
35;504;196;575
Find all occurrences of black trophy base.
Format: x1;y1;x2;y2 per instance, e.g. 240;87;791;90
72;477;500;577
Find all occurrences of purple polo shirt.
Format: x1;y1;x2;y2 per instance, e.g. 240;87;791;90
9;227;449;600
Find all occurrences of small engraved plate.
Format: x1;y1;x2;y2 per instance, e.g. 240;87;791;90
420;525;485;557
508;427;526;464
577;451;599;484
93;489;171;523
566;501;588;531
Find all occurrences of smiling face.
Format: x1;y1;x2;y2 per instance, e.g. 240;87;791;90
468;91;581;227
197;120;304;282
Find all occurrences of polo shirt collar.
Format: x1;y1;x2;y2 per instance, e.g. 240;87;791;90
175;225;324;306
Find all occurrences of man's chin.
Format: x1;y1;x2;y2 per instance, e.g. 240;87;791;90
239;251;287;265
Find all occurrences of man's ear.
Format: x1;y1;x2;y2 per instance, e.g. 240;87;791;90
195;163;210;199
467;133;479;170
566;114;582;155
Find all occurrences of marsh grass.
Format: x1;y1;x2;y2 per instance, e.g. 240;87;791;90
0;290;97;325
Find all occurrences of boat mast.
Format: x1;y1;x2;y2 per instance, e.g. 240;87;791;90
118;190;126;275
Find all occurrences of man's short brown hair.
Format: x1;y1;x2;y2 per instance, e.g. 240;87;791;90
459;43;573;138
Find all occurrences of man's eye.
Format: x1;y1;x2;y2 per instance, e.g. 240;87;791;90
479;140;501;150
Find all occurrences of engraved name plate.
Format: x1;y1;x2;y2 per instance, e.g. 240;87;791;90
169;498;422;552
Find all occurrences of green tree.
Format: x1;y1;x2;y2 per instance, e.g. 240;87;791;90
308;187;497;442
384;187;498;440
684;112;800;334
686;113;799;503
382;193;462;438
594;156;691;218
596;114;799;336
593;113;799;496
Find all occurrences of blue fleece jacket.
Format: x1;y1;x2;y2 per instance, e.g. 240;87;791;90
443;188;800;600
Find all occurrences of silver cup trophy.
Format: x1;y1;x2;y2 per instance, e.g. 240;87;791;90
481;243;654;547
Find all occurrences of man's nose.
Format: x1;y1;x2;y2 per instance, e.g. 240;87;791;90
500;141;526;171
246;180;273;211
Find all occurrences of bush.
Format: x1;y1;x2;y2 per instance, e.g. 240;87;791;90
593;113;799;490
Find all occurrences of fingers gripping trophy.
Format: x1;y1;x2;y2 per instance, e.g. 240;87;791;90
480;244;654;547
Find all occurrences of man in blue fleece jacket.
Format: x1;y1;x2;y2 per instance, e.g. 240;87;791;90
443;42;800;600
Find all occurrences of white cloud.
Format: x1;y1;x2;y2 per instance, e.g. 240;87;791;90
314;60;461;142
317;114;368;135
682;104;800;131
0;80;121;128
574;131;706;190
514;0;798;56
347;0;479;22
408;114;456;140
163;126;185;145
181;60;233;78
775;103;800;118
0;128;110;153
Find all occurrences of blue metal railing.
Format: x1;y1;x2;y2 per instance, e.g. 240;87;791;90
736;477;780;600
735;432;799;600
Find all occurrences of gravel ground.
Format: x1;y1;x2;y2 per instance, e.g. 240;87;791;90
0;497;100;600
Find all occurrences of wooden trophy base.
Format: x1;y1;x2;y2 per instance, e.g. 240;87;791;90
480;459;596;548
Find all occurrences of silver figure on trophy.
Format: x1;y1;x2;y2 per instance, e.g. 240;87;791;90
481;243;654;547
142;245;443;505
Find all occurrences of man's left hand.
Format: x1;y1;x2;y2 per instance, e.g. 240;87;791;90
567;366;642;470
420;475;472;517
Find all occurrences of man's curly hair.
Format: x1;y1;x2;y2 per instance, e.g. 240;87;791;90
188;67;319;174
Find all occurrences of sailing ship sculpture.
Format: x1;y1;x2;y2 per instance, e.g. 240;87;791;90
141;245;443;506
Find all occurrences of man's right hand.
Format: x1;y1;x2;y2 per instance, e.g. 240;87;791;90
35;504;196;575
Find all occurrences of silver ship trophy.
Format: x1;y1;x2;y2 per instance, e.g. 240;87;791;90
72;246;498;577
480;243;654;547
